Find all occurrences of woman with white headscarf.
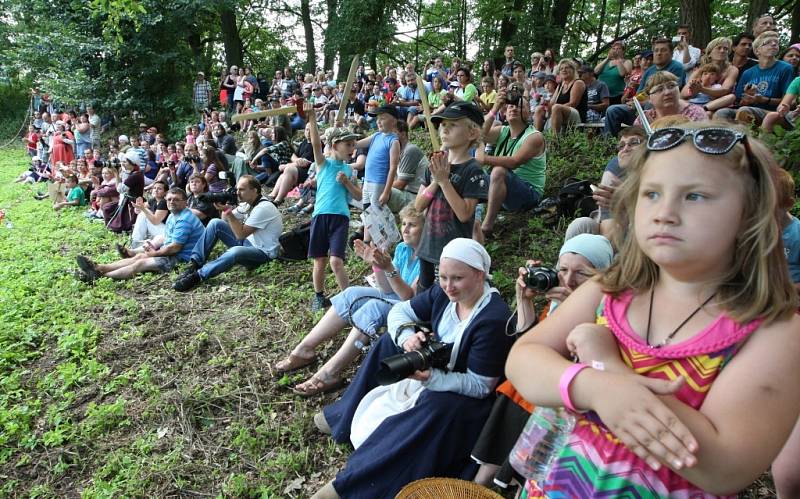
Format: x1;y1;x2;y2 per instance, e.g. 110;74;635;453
471;233;614;490
311;238;514;499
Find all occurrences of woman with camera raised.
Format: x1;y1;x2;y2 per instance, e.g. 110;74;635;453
310;238;514;499
470;233;614;490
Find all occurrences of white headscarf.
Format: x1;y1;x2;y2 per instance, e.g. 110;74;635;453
440;238;492;279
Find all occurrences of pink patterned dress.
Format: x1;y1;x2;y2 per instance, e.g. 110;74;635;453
525;290;762;499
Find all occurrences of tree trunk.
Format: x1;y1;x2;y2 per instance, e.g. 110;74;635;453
595;0;608;55
220;5;243;68
680;0;711;48
792;0;800;43
496;0;526;68
542;0;574;54
746;0;770;32
300;0;316;73
614;0;624;39
323;0;338;70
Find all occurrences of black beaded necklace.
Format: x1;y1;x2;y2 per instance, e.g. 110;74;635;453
645;287;717;348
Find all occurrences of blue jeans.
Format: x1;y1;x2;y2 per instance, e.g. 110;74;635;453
603;104;636;137
330;286;400;336
291;115;306;131
191;218;271;280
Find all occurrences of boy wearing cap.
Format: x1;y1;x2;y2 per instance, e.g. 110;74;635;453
305;103;363;312
414;101;488;291
356;105;400;210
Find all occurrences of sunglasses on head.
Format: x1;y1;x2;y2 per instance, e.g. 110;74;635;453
647;127;758;178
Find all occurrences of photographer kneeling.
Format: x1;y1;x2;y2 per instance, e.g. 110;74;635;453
173;175;282;292
310;238;514;499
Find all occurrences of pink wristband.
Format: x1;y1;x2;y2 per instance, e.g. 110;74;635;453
372;265;382;273
422;188;434;200
559;363;589;412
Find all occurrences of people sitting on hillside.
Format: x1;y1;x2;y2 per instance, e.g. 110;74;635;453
275;205;424;397
534;59;587;135
579;65;610;122
267;123;316;205
311;239;514;499
128;180;169;250
762;74;800;133
714;31;794;125
76;187;204;281
172;175;283;292
185;173;219;225
386;121;430;213
53;175;86;211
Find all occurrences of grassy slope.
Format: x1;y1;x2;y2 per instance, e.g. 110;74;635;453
0;134;774;497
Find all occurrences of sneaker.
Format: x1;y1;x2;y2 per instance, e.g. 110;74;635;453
34;192;48;200
173;271;202;292
286;204;303;213
177;261;200;280
311;294;331;313
300;204;314;215
76;255;100;282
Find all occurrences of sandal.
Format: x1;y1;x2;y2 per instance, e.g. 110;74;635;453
274;353;317;374
292;375;345;397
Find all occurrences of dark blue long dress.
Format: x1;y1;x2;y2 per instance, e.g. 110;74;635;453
322;284;514;498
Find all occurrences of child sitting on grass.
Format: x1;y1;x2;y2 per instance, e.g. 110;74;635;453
414;101;488;290
305;102;362;312
53;175;86;211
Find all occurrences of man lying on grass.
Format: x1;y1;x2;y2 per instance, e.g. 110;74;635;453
75;187;204;281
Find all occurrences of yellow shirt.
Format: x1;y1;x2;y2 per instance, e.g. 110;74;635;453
480;90;497;107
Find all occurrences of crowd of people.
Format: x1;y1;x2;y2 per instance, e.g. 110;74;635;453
13;11;800;499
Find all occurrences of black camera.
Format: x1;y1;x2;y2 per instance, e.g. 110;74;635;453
507;85;523;107
185;155;200;163
525;265;558;292
198;188;238;205
376;331;453;385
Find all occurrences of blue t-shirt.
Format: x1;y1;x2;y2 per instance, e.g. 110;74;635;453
783;215;800;283
637;60;686;92
364;132;397;184
392;241;421;285
396;85;421;103
313;158;353;217
164;208;205;262
364;132;398;184
734;60;794;110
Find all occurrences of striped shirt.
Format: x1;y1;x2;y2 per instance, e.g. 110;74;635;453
194;81;211;106
164;208;205;261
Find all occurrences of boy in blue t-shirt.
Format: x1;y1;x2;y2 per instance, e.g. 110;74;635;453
305;103;363;311
356;105;400;210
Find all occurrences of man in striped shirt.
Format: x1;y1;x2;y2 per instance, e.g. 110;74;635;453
193;72;212;112
75;188;204;281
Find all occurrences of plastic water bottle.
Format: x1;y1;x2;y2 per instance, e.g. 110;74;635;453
509;406;576;483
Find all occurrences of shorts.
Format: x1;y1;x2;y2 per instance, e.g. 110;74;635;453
308;214;349;259
502;171;541;211
544;106;581;130
362;181;385;207
152;256;179;273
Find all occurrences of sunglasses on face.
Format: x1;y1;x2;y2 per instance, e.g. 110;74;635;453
647;127;758;178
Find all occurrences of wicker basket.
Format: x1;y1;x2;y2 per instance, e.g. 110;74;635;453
395;477;505;499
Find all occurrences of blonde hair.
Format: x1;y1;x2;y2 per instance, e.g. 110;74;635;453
599;121;797;325
438;118;483;150
650;115;690;129
701;37;731;72
753;31;780;53
557;59;577;73
644;71;678;94
398;203;425;224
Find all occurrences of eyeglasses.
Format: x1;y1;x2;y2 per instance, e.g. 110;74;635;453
648;81;678;95
617;139;642;151
760;39;780;47
647;127;758;178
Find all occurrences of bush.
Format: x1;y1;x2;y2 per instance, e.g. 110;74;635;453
0;81;31;143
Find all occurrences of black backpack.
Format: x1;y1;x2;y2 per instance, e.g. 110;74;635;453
278;221;311;261
533;177;597;225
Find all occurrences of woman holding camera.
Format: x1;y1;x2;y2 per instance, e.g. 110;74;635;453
310;238;514;499
471;233;614;489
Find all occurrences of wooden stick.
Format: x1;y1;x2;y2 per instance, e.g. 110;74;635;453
336;55;360;124
230;106;297;123
416;75;441;152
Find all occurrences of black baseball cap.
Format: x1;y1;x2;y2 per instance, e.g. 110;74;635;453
430;101;484;127
367;105;399;119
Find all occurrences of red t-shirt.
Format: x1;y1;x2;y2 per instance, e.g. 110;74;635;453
27;132;39;152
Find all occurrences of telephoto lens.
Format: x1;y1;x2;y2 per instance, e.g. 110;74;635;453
375;334;453;385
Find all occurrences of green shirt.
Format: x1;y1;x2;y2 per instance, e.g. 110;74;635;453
495;126;546;194
456;83;478;103
67;186;87;206
598;61;626;97
788;76;800;96
428;89;447;108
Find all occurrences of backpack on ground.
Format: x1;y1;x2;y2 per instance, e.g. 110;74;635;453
278;221;311;261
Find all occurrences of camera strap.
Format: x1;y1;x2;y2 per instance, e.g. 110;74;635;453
495;126;530;158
